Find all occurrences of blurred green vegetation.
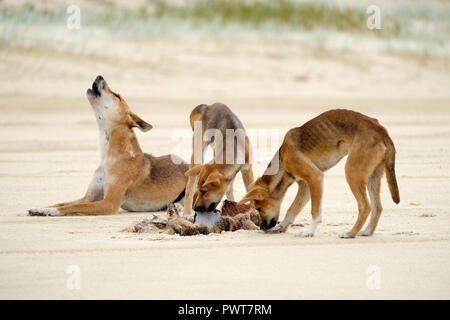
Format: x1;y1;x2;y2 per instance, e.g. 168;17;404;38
153;0;370;31
0;0;403;36
0;0;448;57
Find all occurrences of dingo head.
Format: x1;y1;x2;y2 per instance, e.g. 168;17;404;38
239;177;280;231
86;75;152;132
185;164;230;213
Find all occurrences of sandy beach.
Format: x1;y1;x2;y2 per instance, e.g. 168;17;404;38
0;0;449;299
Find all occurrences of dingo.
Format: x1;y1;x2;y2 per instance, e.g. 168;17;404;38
183;103;254;215
240;109;399;238
29;75;188;216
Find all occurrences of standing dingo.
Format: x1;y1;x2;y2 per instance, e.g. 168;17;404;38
183;103;254;216
240;109;399;238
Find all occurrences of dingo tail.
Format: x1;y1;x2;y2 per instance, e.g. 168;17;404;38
384;136;400;204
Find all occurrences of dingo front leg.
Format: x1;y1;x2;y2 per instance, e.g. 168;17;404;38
268;180;310;233
183;143;205;216
183;170;199;216
225;176;235;201
30;177;128;216
241;164;254;192
47;167;104;208
283;150;323;237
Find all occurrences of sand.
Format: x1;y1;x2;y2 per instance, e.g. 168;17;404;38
1;90;449;299
0;7;450;298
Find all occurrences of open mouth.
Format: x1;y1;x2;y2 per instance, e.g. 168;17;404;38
86;75;104;98
87;81;100;98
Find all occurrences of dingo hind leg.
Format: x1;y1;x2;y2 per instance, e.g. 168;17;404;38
358;163;384;236
341;140;385;238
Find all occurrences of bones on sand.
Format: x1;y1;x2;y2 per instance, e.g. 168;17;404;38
131;200;260;236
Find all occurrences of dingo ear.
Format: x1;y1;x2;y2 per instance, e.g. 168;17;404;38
129;112;153;132
239;186;268;204
202;171;223;188
185;165;202;177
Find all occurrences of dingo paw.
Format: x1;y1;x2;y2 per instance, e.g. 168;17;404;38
339;231;355;239
267;224;286;233
28;208;63;216
295;228;315;237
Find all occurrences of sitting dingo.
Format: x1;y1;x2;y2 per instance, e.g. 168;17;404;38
240;109;400;238
29;75;188;216
183;103;254;216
